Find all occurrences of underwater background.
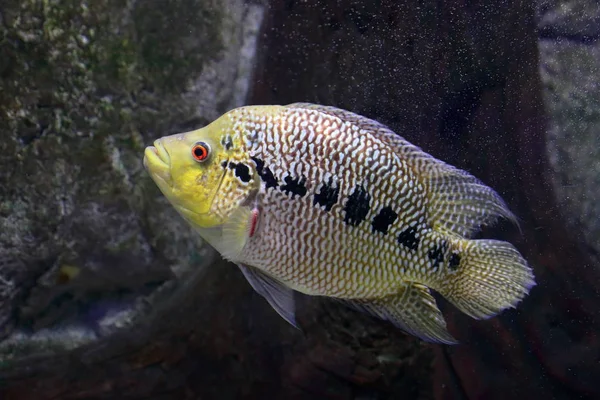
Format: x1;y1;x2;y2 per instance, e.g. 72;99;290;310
1;0;599;399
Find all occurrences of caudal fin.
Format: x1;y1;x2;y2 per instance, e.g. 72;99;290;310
442;239;536;320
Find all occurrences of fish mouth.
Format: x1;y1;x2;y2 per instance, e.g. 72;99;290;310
144;140;172;183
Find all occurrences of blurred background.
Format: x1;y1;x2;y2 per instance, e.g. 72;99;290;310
1;0;599;399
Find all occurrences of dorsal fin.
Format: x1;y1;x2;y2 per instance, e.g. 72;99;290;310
287;103;517;237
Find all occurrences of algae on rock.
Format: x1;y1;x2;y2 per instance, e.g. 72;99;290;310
0;0;262;356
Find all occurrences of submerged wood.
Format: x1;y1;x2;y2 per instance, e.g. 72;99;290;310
250;1;600;399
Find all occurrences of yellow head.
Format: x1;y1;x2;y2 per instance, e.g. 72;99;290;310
143;111;257;229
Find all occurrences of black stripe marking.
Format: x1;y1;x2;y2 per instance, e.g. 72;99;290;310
344;185;371;226
428;241;448;270
371;206;398;234
313;178;339;212
251;157;278;189
228;162;252;183
397;226;420;251
281;175;307;198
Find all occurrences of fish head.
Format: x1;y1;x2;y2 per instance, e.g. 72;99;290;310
144;113;256;229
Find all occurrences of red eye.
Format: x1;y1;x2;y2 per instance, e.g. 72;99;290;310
192;142;210;162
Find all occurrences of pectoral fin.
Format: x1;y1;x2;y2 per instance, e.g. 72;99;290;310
220;206;257;261
238;264;298;329
344;282;457;344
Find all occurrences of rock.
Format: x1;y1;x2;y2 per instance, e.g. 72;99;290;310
538;0;600;41
0;0;263;358
538;0;600;268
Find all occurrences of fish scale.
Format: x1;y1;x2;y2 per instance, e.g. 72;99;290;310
232;107;438;298
144;102;535;344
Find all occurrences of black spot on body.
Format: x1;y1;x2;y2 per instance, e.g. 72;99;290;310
228;162;251;183
221;161;228;169
232;163;251;183
281;175;307;198
344;185;371;226
262;169;278;189
449;252;461;270
313;178;339;212
371;206;398;234
221;135;233;150
251;157;263;169
397;226;420;250
251;157;278;189
428;241;448;270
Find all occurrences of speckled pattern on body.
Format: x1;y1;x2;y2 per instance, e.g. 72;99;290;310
231;105;444;298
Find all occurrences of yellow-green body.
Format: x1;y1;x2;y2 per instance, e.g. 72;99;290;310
144;103;535;344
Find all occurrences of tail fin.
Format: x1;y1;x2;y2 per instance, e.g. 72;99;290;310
441;239;536;320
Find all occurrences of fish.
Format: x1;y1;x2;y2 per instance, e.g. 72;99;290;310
143;103;536;344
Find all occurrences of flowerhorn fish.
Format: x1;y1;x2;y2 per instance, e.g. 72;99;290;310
143;103;535;344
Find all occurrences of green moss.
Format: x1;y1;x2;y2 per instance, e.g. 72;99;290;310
0;0;229;348
0;0;225;228
0;0;222;149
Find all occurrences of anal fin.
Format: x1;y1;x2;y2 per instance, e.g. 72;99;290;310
238;264;298;329
344;282;457;345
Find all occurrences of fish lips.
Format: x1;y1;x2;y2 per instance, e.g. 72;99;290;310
144;140;172;185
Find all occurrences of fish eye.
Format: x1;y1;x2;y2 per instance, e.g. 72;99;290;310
192;142;210;162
